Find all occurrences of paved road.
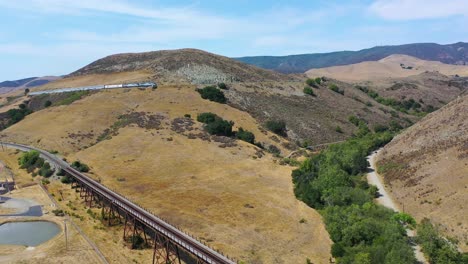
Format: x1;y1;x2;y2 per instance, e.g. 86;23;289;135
367;150;428;264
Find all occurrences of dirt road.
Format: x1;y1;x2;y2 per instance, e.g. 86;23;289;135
367;150;428;264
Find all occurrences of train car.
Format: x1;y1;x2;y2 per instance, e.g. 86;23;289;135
104;84;123;89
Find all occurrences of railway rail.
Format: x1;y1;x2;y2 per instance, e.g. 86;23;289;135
1;142;235;264
28;82;157;95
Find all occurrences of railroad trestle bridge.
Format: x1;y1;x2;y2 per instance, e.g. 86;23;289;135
1;142;235;264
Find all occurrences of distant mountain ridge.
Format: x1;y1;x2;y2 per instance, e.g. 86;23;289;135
235;42;468;73
0;76;61;94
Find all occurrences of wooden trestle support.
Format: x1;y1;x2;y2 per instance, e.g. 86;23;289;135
71;180;187;264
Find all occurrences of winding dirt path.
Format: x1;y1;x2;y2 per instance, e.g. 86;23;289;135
367;150;428;264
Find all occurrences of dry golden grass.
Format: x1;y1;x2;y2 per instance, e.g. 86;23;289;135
377;95;468;252
31;71;154;92
0;82;332;263
307;54;468;82
0;150;103;263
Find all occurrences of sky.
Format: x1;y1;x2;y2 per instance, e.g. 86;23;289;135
0;0;467;80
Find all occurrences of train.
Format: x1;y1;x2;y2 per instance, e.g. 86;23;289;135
29;82;158;95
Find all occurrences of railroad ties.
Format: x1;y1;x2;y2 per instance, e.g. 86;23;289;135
2;142;235;264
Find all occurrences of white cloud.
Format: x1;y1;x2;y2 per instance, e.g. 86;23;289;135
369;0;468;20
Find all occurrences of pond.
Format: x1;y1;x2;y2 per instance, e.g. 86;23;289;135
0;221;60;246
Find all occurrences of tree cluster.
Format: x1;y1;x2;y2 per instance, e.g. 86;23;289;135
196;86;227;103
292;131;420;263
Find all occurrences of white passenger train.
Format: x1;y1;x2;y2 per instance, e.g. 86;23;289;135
29;82;157;95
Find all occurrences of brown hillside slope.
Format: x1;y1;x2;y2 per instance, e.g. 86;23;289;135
10;48;418;145
306;54;468;82
376;94;468;251
0;85;332;263
70;48;292;84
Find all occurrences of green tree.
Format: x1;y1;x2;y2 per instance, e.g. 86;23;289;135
197;112;218;123
44;100;52;107
24;88;30;95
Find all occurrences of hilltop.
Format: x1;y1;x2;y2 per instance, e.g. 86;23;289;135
306;54;468;82
236;42;468;73
376;93;468;252
70;48;292;84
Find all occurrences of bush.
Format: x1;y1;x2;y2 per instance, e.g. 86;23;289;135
72;161;90;172
348;115;361;126
24;88;30;95
44;100;52;107
335;126;343;133
39;162;55;177
196;86;227;103
265;120;287;137
197;112;218;124
236;128;255;144
303;87;315;96
329;84;344;95
315;77;322;85
205;119;234;136
61;175;73;184
184;114;191;118
306;78;316;87
217;82;227;90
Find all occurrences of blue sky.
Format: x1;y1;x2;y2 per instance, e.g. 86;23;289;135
0;0;467;80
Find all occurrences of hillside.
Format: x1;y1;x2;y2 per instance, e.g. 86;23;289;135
70;48;292;84
17;49;418;146
0;76;60;94
376;94;468;252
0;84;333;263
306;54;468;82
236;42;468;73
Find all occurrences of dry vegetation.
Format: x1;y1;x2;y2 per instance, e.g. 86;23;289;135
306;54;468;82
376;94;468;252
0;150;104;264
0;81;332;263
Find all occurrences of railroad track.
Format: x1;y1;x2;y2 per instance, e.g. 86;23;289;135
1;142;235;264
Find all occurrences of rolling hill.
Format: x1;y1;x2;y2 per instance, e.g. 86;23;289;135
376;93;468;252
2;48;466;262
0;76;60;94
235;42;468;73
0;49;334;263
306;54;468;82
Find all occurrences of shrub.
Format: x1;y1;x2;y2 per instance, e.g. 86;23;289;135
61;175;73;184
236;128;255;144
205;119;234;136
217;82;227;90
306;78;316;87
329;84;344;95
265;120;287;137
267;145;281;155
335;126;343;133
314;77;322;85
197;112;218;124
24;88;30;95
196;86;227;103
39;162;55;177
44;100;52;107
303;87;315;96
72;161;90;172
374;124;389;133
348;115;360;126
184;114;191;118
